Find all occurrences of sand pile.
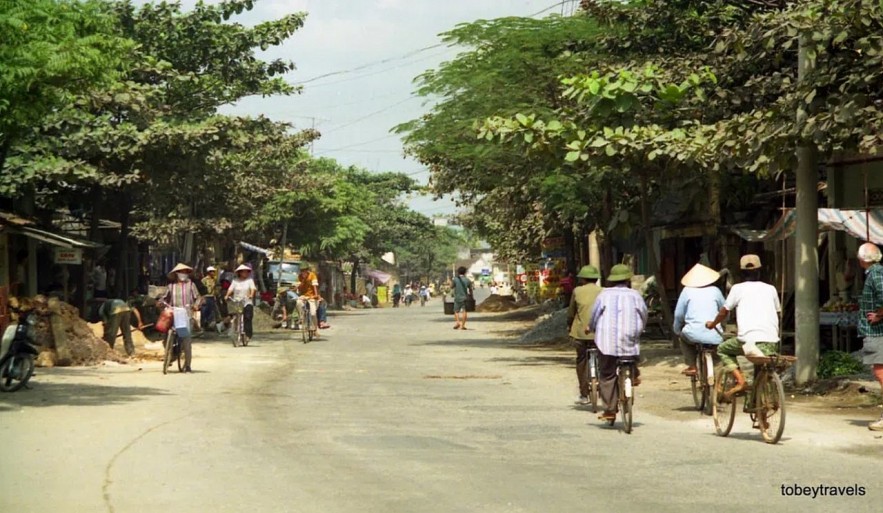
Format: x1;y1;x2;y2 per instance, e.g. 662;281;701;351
477;294;520;313
9;296;127;367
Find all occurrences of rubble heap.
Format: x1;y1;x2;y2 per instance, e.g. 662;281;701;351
477;294;520;313
13;296;126;367
518;309;569;345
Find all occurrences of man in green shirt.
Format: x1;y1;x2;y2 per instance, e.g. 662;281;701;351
567;265;602;405
858;242;883;431
98;298;135;356
453;266;473;330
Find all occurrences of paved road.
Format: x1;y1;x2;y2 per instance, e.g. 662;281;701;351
1;304;880;513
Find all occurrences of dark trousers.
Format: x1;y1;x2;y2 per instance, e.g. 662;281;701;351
243;303;254;338
573;338;596;398
598;354;640;413
200;296;216;328
318;300;328;323
104;311;134;356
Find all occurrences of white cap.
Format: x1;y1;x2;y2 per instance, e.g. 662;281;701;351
206;266;216;272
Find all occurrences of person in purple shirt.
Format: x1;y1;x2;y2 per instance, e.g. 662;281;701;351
588;264;648;421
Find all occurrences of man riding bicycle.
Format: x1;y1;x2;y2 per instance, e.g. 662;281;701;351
296;264;321;331
705;254;781;400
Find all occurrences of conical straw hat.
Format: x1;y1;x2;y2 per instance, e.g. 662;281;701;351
167;263;193;280
681;264;720;288
234;264;252;273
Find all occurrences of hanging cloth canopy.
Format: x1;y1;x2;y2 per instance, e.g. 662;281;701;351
733;208;883;244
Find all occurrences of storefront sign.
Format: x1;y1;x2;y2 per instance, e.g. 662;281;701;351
54;248;83;265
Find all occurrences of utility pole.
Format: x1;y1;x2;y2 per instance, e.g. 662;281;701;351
794;34;819;384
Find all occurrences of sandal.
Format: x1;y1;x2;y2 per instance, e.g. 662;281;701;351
723;382;747;400
682;368;697;376
599;411;617;421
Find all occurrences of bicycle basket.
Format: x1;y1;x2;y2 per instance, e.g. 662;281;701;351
227;300;245;315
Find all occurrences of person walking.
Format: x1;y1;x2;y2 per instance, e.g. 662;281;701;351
161;263;201;373
588;264;647;421
705;254;780;400
673;264;726;375
98;298;138;356
567;265;602;405
453;266;473;330
200;266;219;330
857;242;883;431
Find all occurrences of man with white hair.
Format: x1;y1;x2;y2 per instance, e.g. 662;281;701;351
857;242;883;431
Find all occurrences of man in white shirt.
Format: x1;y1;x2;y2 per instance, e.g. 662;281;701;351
705;254;781;398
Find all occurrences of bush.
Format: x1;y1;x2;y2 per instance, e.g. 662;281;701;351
817;351;866;379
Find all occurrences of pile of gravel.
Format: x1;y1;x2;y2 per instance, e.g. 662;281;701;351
518;309;569;345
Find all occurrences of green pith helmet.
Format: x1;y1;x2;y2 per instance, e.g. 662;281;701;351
576;265;601;280
607;264;633;282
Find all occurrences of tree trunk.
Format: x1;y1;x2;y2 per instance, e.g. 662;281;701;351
350;257;360;293
117;193;131;299
0;138;10;176
640;174;675;345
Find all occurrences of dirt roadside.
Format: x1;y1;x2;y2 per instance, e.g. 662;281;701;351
472;306;883;455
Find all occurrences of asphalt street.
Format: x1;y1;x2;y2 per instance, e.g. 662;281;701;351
1;302;881;513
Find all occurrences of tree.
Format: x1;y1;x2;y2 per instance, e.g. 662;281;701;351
0;0;132;171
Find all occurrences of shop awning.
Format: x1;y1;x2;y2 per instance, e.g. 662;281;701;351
238;241;271;255
365;269;392;284
732;209;883;244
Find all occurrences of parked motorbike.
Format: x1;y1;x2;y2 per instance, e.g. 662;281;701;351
0;309;40;392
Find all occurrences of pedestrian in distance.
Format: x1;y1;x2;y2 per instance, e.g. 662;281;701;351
453;266;474;330
98;298;140;356
673;264;726;375
568;265;602;405
200;266;219;330
705;254;780;400
588;264;647;421
161;263;202;372
857;242;883;431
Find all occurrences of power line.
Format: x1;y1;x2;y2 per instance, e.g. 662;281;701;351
315;133;401;153
303;50;450;89
293;45;446;86
322;96;418;134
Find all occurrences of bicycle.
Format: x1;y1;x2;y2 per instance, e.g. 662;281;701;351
300;298;317;343
604;356;639;434
227;299;248;347
712;351;796;444
0;309;38;392
585;343;601;413
688;341;718;415
156;301;187;375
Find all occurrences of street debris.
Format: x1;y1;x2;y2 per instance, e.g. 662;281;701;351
477;294;520;313
518;308;569;345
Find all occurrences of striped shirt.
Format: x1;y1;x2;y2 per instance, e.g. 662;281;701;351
859;263;883;338
163;280;201;309
589;286;648;357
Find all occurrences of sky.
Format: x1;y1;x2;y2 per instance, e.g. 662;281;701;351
136;0;580;217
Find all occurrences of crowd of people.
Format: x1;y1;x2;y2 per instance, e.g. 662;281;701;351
567;244;883;431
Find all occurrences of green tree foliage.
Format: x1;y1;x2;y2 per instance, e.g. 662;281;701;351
0;0;132;168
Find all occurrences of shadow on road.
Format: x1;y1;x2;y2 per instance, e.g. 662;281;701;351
0;382;170;410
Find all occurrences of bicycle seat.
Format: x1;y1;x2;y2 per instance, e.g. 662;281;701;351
616;356;639;364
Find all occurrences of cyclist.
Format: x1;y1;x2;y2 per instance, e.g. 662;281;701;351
200;266;219;330
419;284;431;304
224;264;257;343
392;283;403;307
296;264;320;331
279;285;299;329
161;263;202;372
568;265;602;405
588;264;647;421
673;263;725;375
705;254;781;400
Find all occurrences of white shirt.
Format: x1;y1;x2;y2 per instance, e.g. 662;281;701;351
228;278;256;302
724;281;781;344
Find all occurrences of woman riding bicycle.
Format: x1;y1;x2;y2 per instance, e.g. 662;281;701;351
161;263;202;373
673;264;725;375
224;264;256;344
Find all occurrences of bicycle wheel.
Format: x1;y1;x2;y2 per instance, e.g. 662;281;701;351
588;353;599;414
0;353;35;392
162;330;174;375
712;368;736;436
620;366;634;434
301;306;309;344
176;337;185;372
702;352;714;416
757;371;786;444
691;352;702;410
